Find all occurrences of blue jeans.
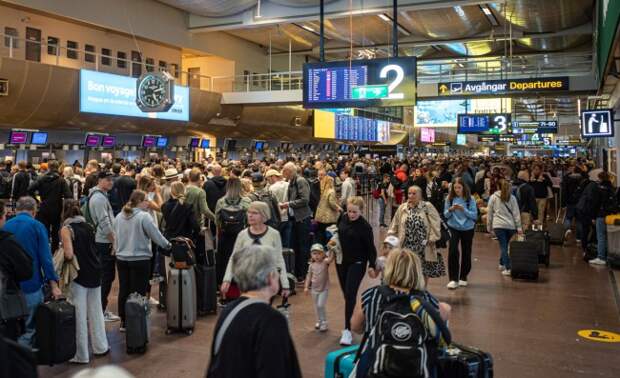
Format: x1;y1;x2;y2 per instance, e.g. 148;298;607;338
596;217;607;260
563;205;582;240
494;228;516;270
378;197;386;225
18;289;44;347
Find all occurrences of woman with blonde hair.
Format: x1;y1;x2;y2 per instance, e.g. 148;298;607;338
314;175;341;245
486;179;523;276
351;248;451;377
388;185;445;279
336;196;377;346
240;177;254;197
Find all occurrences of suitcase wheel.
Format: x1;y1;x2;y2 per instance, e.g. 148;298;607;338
185;329;193;336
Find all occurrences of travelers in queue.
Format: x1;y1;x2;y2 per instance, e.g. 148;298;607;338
314;175;341;245
336;196;377;346
444;178;478;289
59;200;109;364
207;245;302;378
388;185;445;280
113;190;172;331
221;201;289;299
487;179;523;276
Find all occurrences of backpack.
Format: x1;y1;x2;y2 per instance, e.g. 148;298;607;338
600;185;619;216
249;190;281;228
308;178;321;214
359;286;451;378
571;178;590;205
81;191;102;230
0;175;11;199
576;183;593;218
219;198;247;235
66;177;82;202
512;183;526;205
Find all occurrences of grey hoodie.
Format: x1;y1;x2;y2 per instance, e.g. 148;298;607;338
486;191;522;231
88;187;115;243
113;207;171;261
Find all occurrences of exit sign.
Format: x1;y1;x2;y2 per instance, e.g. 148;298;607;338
352;85;388;100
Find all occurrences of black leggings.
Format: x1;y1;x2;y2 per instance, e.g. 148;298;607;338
336;262;366;330
117;259;151;325
448;227;475;282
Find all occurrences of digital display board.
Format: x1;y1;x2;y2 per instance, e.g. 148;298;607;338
303;57;416;108
84;134;101;147
456;134;467;146
254;141;264;152
142;135;157;148
200;139;210;149
156;137;168;148
415;100;468;127
314;109;390;142
79;69;190;121
581;109;614;138
420;128;435;143
190;138;200;148
457;113;511;134
30;132;48;145
9;131;27;144
101;136;116;148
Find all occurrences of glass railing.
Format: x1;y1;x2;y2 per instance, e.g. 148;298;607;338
0;33;212;90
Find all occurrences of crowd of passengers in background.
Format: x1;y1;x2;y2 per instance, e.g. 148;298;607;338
0;153;615;377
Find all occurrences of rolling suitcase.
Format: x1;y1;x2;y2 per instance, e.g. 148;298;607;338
547;210;565;246
282;248;295;276
510;240;539;280
437;343;493;378
524;227;550;267
34;299;76;365
195;261;217;315
324;345;358;378
125;292;150;354
166;267;197;335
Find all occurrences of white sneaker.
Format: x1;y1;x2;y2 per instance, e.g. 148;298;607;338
589;258;607;266
104;311;120;322
315;322;320;330
446;281;458;290
501;269;511;276
119;326;126;333
564;229;572;239
340;329;353;346
498;265;505;271
319;322;329;332
458;280;468;287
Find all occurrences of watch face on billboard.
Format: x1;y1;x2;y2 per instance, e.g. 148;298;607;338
581;109;613;138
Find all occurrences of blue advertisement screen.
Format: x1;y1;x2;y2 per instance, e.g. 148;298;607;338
80;70;190;121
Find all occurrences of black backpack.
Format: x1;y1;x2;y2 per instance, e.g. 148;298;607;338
219;198;247;235
360;286;451;378
570;178;589;205
308;178;321;214
0;175;11;199
600;185;619;216
249;190;281;229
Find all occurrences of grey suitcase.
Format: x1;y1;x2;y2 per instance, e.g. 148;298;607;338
166;267;197;335
125;293;150;354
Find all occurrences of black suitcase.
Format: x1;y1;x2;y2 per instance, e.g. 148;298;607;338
282;248;295;276
34;299;76;365
524;229;550;267
0;336;37;378
438;343;493;378
547;223;565;246
195;263;217;315
125;293;150;354
510;240;539;280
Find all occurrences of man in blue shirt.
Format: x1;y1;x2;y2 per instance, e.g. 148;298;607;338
3;196;61;346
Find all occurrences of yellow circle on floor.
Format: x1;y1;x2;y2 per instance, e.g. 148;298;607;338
577;330;620;343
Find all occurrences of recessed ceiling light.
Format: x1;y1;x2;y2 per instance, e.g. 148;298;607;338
301;25;315;32
378;14;391;22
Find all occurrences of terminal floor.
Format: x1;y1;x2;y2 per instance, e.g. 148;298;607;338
40;229;620;378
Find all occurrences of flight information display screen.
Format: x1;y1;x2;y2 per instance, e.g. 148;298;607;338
458;114;490;133
314;109;390;142
303;57;416;108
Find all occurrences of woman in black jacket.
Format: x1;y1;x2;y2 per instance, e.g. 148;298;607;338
336;196;377;347
161;182;201;266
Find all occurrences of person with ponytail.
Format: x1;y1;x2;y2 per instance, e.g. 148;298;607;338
113;190;172;331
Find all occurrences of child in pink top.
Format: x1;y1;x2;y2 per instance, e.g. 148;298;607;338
304;243;334;332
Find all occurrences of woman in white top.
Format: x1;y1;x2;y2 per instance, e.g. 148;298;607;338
486;179;523;276
220;201;290;298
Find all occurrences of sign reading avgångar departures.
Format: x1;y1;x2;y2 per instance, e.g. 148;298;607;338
438;77;569;96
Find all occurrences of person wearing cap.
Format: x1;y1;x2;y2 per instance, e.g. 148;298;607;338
249;172;281;229
221;201;289;299
304;243;334;332
266;168;291;247
87;170;119;322
161;167;182;203
27;160;73;252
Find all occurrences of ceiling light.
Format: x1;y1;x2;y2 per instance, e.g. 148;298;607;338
378;14;391;22
301;25;315;32
479;4;499;26
481;6;492;15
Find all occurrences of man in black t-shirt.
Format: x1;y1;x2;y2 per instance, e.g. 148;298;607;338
207;245;301;378
109;164;136;216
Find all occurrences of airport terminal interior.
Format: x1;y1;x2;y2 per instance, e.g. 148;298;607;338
0;0;619;377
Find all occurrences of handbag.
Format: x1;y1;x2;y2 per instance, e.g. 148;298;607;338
423;203;451;249
0;273;29;322
424;243;439;262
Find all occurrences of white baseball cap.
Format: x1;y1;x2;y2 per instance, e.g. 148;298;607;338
383;235;400;248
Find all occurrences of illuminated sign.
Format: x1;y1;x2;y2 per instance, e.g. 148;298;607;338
456;134;467;146
415;100;468;127
581;109;614;138
513;121;558;134
420;128;435;143
438;77;569;96
457;113;511;134
478;135;498;142
314;109;390;142
79;69;190;121
303;57;416;108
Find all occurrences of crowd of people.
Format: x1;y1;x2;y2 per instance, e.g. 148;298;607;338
0;153;616;377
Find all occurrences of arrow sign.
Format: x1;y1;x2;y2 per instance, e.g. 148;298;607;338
439;84;448;94
352;85;389;99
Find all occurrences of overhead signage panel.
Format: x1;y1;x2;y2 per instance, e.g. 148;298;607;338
438;77;569;96
313;109;390;143
303;57;416;108
513;120;558;134
581;109;614;138
79;69;190;121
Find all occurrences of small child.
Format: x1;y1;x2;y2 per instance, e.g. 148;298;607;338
377;235;400;275
304;243;334;332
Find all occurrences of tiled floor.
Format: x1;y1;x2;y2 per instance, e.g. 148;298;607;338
40;228;620;378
